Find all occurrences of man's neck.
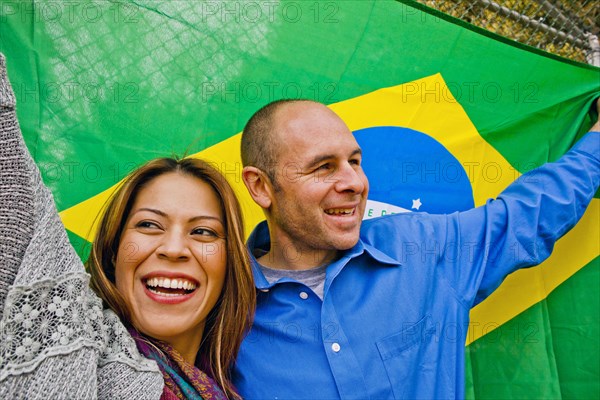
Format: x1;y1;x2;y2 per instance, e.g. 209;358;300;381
258;240;338;271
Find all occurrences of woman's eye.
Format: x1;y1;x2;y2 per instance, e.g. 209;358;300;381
136;220;160;229
192;227;217;237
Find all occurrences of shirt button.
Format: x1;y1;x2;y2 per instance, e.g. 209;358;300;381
331;343;341;352
299;291;309;300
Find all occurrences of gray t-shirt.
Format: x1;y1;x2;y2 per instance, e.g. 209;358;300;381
260;263;327;300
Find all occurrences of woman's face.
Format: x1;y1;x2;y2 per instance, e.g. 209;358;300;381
115;172;227;357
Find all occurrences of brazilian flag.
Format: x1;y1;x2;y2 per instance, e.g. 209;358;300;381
1;0;598;397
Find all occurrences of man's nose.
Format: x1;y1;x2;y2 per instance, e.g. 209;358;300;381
334;162;367;194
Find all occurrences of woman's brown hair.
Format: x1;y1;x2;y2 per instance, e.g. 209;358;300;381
86;157;255;400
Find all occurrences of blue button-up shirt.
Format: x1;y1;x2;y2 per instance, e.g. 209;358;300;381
233;132;600;400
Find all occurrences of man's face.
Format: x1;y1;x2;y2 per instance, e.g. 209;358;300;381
266;102;369;261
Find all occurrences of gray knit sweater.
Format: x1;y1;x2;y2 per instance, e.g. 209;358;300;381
0;53;164;399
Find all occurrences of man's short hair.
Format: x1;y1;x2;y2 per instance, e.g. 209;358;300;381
241;99;312;183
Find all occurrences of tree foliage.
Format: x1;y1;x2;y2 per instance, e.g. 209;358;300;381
418;0;599;64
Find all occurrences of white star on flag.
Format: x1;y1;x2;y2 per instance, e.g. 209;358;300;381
412;198;422;210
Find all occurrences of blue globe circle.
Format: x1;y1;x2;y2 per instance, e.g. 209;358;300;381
354;126;474;215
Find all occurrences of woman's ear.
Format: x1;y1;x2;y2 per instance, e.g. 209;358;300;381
242;166;274;209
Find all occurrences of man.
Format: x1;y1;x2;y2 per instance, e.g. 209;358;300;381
233;99;599;399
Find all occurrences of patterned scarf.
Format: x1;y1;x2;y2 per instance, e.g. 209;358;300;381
129;328;228;400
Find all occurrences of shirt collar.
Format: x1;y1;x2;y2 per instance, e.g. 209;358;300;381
247;220;402;290
360;242;402;266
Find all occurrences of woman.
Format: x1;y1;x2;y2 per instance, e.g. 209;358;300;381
87;157;255;399
0;53;254;399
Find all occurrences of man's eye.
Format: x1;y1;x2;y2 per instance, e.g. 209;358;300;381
317;163;332;171
349;158;361;166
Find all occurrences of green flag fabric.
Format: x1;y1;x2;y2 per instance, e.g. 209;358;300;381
1;0;598;398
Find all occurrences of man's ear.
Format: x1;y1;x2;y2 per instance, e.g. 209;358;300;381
242;166;274;209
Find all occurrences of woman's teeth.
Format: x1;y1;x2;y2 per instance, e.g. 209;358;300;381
145;277;197;295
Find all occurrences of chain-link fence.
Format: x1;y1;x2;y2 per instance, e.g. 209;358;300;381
416;0;599;66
